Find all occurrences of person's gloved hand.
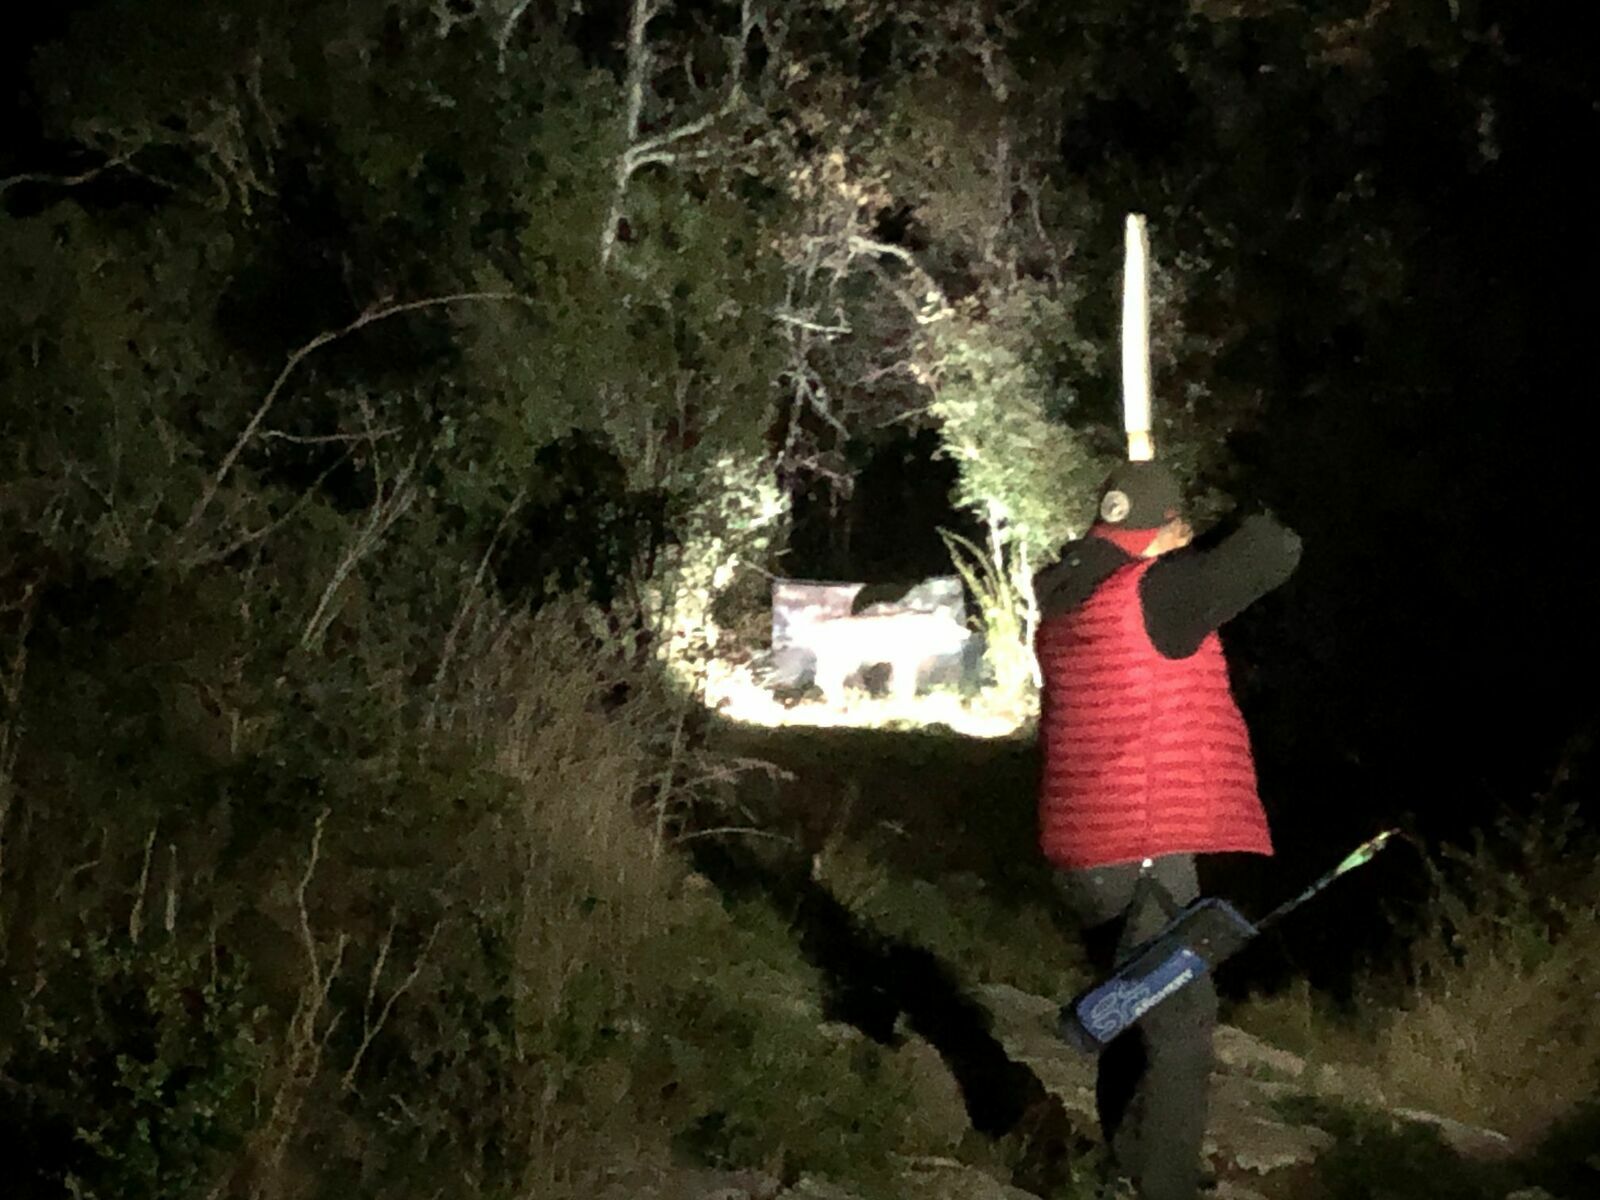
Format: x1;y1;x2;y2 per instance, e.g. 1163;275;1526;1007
1238;511;1303;574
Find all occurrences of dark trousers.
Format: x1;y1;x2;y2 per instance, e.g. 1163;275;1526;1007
1056;854;1217;1200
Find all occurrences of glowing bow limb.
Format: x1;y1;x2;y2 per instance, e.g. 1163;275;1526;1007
1122;214;1153;462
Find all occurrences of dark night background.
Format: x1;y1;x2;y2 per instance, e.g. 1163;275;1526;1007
2;4;1599;1193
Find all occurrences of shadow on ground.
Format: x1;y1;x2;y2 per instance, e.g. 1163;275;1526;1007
686;829;1097;1196
705;718;1047;894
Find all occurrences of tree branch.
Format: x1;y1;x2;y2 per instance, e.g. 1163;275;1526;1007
300;452;424;651
496;0;539;72
259;427;400;446
185;451;355;569
773;309;851;336
0;578;38;903
601;0;758;266
0;146;184;201
250;809;347;1200
847;234;920;270
846;237;951;325
341;917;443;1092
0;155;130;199
179;290;527;549
425;485;529;734
626;109;722;162
128;824;158;946
601;0;659;267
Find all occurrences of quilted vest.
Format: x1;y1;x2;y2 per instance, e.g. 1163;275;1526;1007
1035;558;1273;870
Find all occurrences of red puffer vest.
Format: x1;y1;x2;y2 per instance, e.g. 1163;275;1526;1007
1035;557;1273;870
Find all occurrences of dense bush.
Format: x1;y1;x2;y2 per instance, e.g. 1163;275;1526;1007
2;935;265;1200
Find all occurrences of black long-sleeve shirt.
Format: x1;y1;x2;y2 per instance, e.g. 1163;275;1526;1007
1033;515;1302;658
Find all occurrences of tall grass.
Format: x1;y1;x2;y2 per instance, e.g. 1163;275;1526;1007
1364;801;1600;1146
940;526;1039;723
0;573;703;1199
1233;801;1600;1150
416;593;695;1197
436;595;685;1021
1;556;977;1199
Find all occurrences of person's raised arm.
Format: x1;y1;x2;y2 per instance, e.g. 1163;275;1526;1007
1138;514;1302;658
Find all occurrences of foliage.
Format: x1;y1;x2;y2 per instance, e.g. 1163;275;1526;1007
930;285;1110;563
1273;1093;1520;1200
643;451;791;683
1233;800;1600;1156
640;897;940;1192
2;935;265;1200
0;561;938;1198
1277;1090;1600;1200
1362;801;1600;1145
940;526;1039;720
1;4;814;1193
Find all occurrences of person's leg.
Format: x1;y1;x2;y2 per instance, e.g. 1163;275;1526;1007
1121;855;1216;1200
1057;855;1216;1200
1054;863;1141;1151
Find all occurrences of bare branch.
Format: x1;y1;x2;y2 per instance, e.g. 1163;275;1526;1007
858;360;923;387
847;234;919;270
602;0;758;265
259;427;400;446
601;0;659;267
673;826;796;844
683;47;703;99
841;234;952;325
425;485;529;734
129;824;158;946
0;579;38;900
625;143;730;171
626;109;722;163
801;377;850;437
353;390;388;487
773;309;851;336
301;453;424;651
495;0;538;69
0;154;135;199
341;918;443;1092
179;290;527;548
61;461;142;560
249;808;346;1200
185;450;355;569
295;811;330;995
164;843;179;935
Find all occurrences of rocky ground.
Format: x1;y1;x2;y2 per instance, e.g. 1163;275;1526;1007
637;718;1586;1200
594;973;1528;1200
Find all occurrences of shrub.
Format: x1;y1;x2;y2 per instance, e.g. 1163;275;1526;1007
1363;801;1600;1146
941;526;1039;725
0;934;265;1200
641;898;935;1193
1234;801;1600;1153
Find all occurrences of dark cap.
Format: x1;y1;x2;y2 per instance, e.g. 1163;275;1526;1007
1095;461;1183;530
